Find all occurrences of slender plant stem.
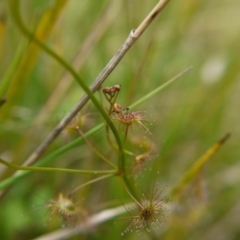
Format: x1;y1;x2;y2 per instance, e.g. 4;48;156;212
76;127;117;169
130;66;193;108
70;174;114;196
0;158;117;175
120;177;142;209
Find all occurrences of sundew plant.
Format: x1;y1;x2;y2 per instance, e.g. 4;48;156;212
0;1;239;240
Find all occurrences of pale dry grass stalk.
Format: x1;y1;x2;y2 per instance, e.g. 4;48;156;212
33;203;135;240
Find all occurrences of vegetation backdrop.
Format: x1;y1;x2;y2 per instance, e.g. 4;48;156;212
0;0;239;239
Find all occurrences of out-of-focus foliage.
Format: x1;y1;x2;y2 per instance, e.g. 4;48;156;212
0;0;239;239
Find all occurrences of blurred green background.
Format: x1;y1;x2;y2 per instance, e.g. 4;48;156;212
0;0;240;239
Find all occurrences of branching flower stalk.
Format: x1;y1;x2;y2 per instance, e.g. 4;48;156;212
0;67;192;193
102;85;121;115
4;0;172;205
10;0;171;169
0;3;197;230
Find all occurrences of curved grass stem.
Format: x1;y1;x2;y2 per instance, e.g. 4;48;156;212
70;174;114;196
130;66;193;109
0;158;117;175
76;127;117;169
8;0;123;168
120;176;141;208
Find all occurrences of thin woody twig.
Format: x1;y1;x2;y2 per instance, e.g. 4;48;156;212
23;0;170;166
